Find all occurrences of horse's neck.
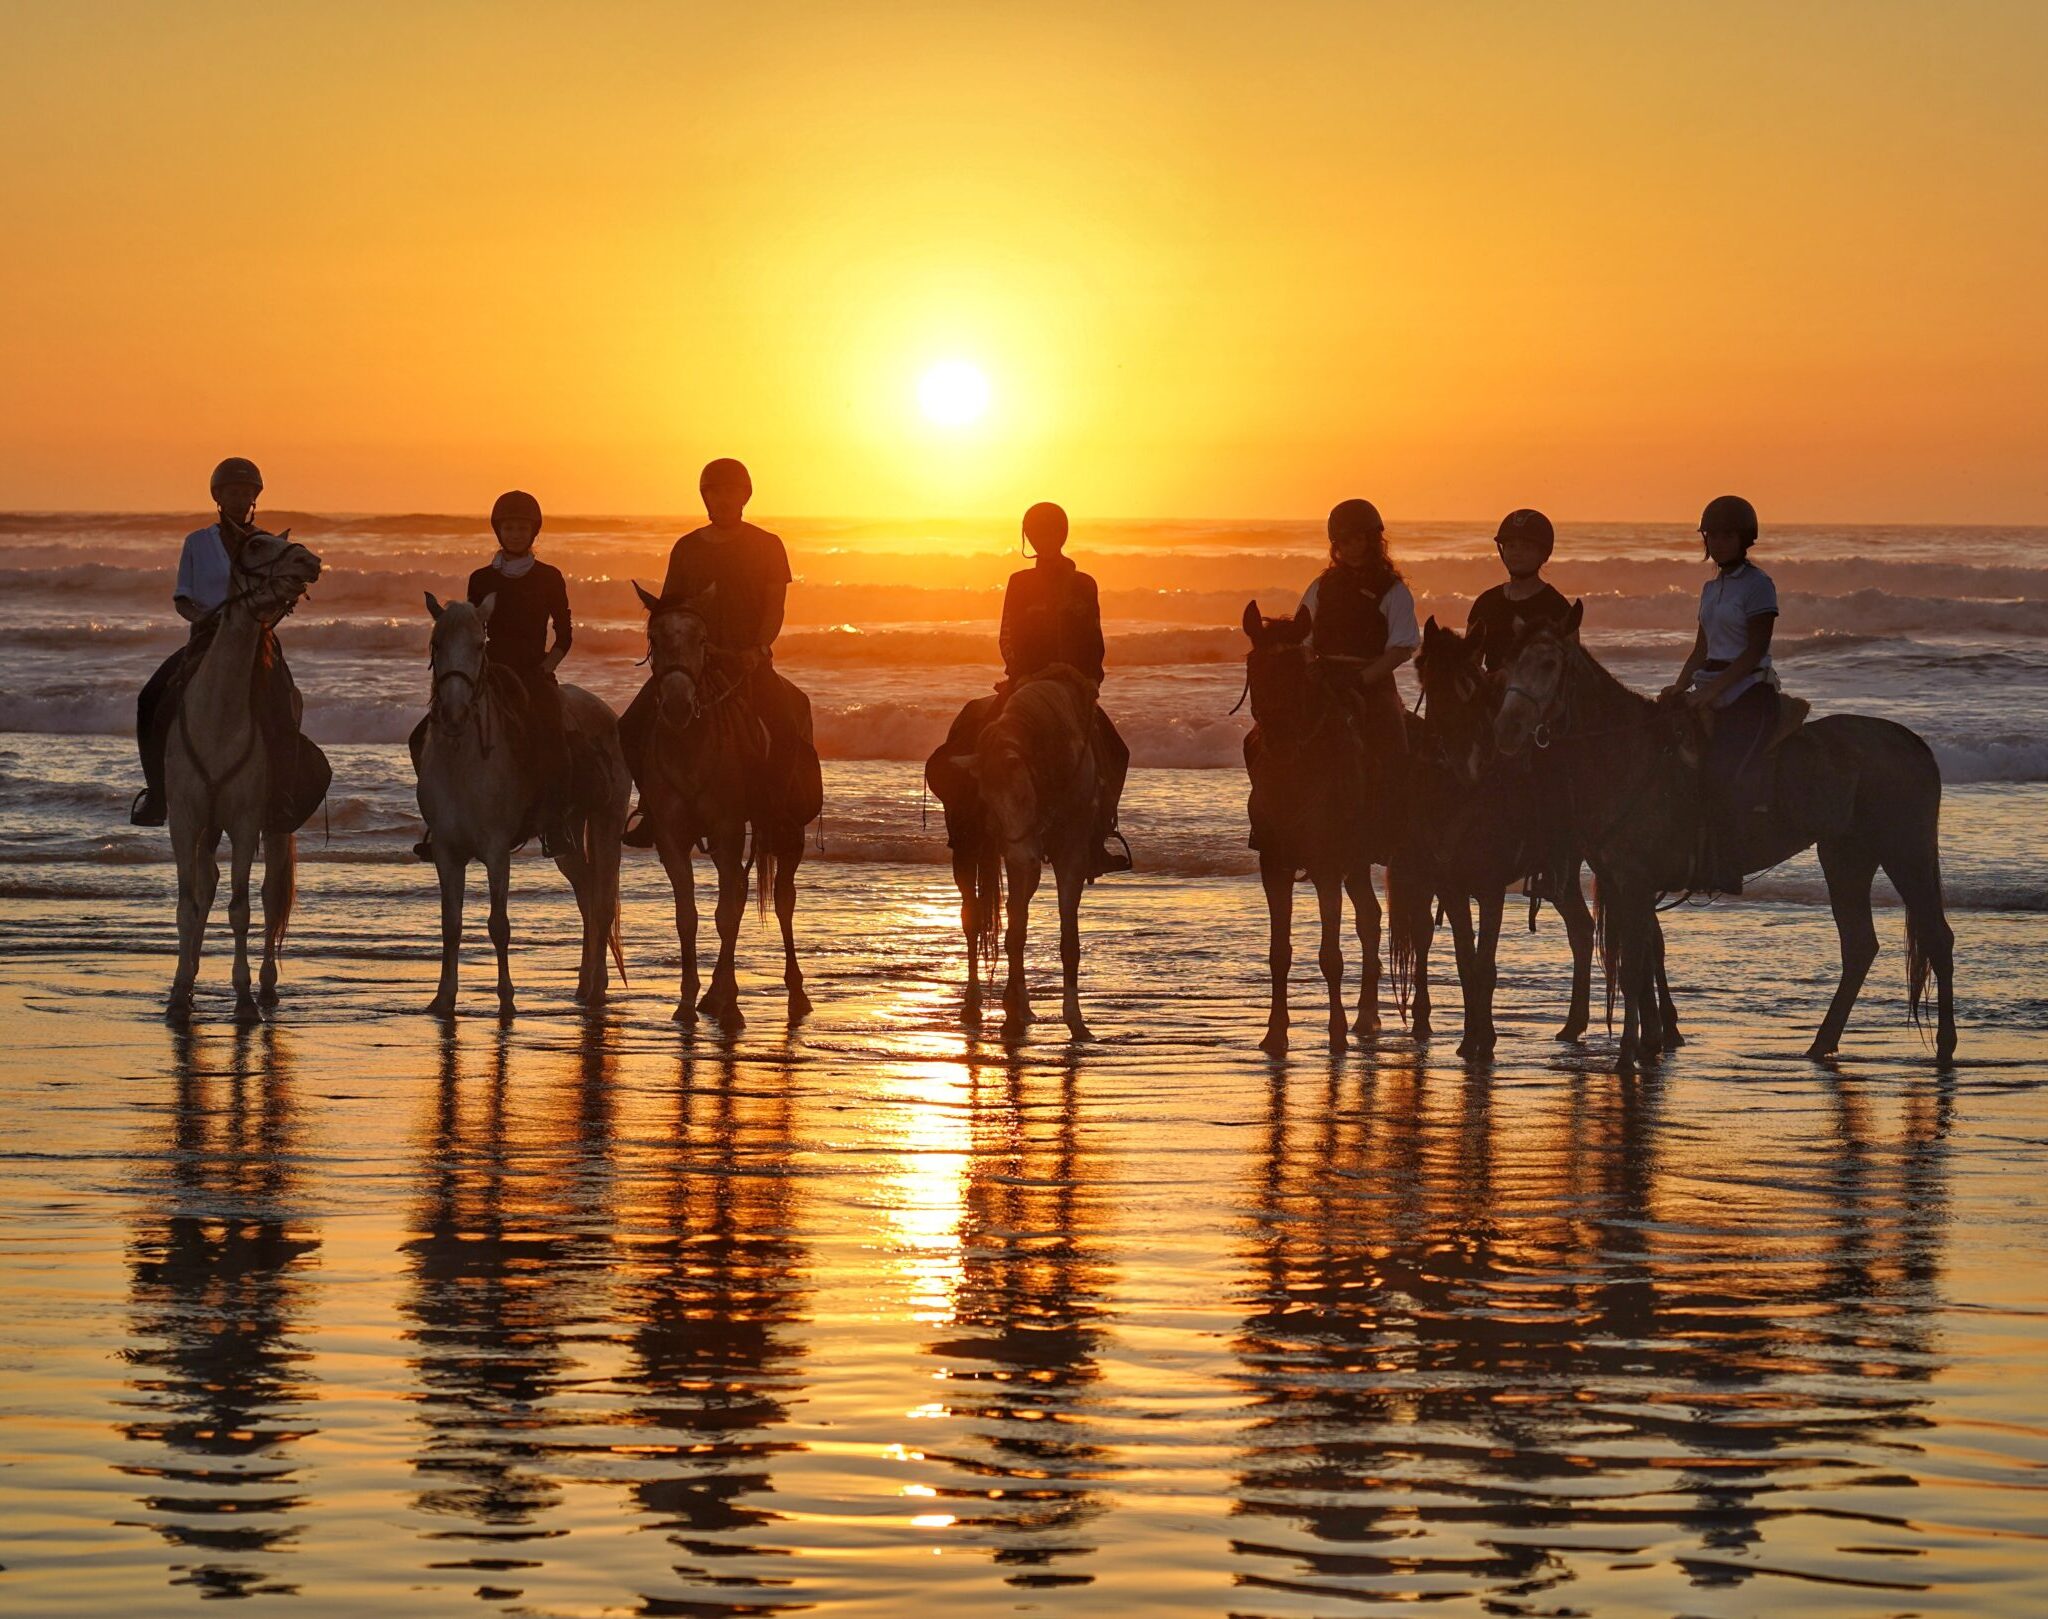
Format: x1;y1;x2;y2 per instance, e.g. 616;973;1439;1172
1567;646;1652;734
183;603;263;759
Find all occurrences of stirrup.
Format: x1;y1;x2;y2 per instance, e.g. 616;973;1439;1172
621;803;656;848
129;787;167;828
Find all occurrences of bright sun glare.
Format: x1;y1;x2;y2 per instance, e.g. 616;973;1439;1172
917;360;991;428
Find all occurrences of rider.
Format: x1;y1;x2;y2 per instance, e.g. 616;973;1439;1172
410;490;574;858
927;502;1132;877
131;456;291;826
1466;508;1572;673
620;458;816;846
1661;493;1779;894
1298;496;1418;750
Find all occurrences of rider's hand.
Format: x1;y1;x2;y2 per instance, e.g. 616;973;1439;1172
1657;683;1687;705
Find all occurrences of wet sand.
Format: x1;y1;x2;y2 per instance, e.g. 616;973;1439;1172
2;857;2046;1616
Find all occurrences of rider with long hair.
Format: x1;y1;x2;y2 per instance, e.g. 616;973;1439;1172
1296;499;1418;842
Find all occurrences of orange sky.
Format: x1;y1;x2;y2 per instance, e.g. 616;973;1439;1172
1;1;2043;521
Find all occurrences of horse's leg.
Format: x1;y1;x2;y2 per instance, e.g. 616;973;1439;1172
1882;842;1958;1063
657;831;699;1025
1460;886;1503;1059
953;847;982;1027
227;826;259;1022
703;838;748;1030
1054;849;1090;1041
587;812;623;1009
1552;861;1594;1042
169;822;218;1020
258;831;291;1007
1444;891;1479;1051
1315;869;1347;1052
553;830;597;1005
1611;884;1652;1075
485;849;515;1018
1651;915;1682;1048
777;848;810;1021
1002;853;1040;1034
1345;868;1381;1036
1810;838;1881;1060
428;848;464;1017
1259;851;1293;1057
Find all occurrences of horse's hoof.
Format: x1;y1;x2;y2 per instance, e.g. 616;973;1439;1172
498;998;517;1022
1259;1031;1288;1058
672;1003;697;1026
426;997;454;1019
258;985;279;1009
1412;1016;1432;1040
1936;1035;1958;1064
1664;1027;1686;1049
1067;1021;1095;1042
165;995;193;1025
1805;1039;1836;1061
1554;1023;1586;1044
234;995;262;1025
788;990;813;1021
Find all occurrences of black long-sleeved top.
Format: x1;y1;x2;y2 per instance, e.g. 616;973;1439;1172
1000;556;1105;685
658;523;791;651
467;559;572;672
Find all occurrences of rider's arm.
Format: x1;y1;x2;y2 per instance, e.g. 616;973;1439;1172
543;570;572;674
1078;573;1106;684
1352;643;1414;687
998;572;1025;679
749;532;791;652
1691;614;1775;708
1663;625;1709;700
173;595;204;624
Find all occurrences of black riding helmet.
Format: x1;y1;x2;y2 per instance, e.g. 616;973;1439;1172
491;489;543;536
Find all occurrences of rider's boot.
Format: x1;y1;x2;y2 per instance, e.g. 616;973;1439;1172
130;787;167;827
622;796;656;848
1088;827;1134;879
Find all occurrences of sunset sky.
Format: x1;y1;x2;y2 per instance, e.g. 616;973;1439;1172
1;0;2043;521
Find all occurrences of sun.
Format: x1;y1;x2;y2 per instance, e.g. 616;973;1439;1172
917;360;991;428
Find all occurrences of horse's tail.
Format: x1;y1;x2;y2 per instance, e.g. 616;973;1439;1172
1592;876;1619;1033
266;830;297;955
608;900;629;988
754;834;777;920
973;839;1003;972
1386;862;1430;1024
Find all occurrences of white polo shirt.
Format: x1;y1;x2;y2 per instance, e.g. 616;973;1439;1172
174;524;232;614
1696;560;1777;706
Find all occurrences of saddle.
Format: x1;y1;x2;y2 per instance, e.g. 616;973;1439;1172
154;627;330;834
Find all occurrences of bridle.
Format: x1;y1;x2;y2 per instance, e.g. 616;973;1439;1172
1237;636;1336;746
647;603;744;733
429;631;497;756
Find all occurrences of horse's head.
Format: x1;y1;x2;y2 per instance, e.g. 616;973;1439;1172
1417;617;1495;783
635;580;715;734
1494;599;1584;759
1240;599;1316;732
232;526;321;625
425;592;492;728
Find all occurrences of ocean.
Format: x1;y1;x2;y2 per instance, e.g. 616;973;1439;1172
2;512;2046;1615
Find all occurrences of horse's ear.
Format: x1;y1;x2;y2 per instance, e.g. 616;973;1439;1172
276;526;291;542
1422;614;1441;645
477;592;497;626
425;591;445;620
633;580;662;615
1241;600;1261;639
1564;598;1583;639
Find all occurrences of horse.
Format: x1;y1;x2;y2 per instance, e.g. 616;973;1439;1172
635;582;811;1030
1413;617;1680;1055
934;664;1103;1040
1495;602;1956;1071
165;527;322;1022
1240;601;1433;1056
416;595;631;1017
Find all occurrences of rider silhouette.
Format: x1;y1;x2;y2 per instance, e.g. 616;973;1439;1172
927;501;1131;877
620;459;818;848
130;457;302;829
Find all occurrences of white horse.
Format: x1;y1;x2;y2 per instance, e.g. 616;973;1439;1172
416;594;632;1017
165;528;322;1022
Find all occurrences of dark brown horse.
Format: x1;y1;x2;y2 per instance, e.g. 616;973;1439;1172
1241;602;1432;1056
635;583;811;1029
932;665;1102;1039
1495;603;1955;1070
1414;618;1679;1056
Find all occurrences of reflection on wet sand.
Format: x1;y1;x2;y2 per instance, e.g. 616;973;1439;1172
399;1022;618;1571
1231;1061;1959;1610
118;1024;320;1600
921;1053;1116;1587
610;1042;812;1613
